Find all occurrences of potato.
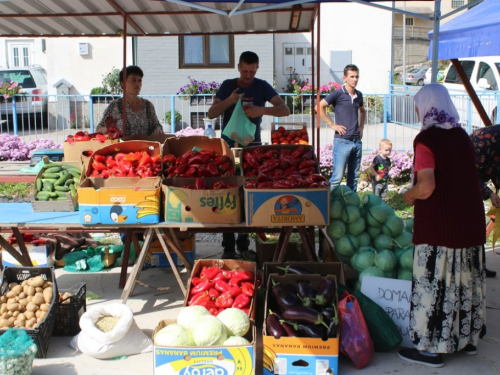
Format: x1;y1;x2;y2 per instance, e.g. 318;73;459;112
18;298;28;307
25;317;36;329
37;311;47;321
7;316;15;324
6;303;20;312
42;281;53;289
26;286;35;297
18;292;26;299
1;312;9;320
43;287;53;304
32;294;45;306
0;318;10;329
24;311;35;320
27;295;33;303
8;282;18;289
40;303;50;312
29;276;45;288
7;298;16;305
17;313;26;321
14;320;24;328
61;292;73;304
35;287;43;293
11;285;23;295
21;280;28;287
5;291;17;299
12;310;20;317
0;304;6;314
0;296;6;303
26;302;38;312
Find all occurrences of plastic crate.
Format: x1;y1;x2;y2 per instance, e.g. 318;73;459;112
0;267;58;359
53;282;86;336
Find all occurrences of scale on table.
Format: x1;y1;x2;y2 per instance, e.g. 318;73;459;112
30;148;64;166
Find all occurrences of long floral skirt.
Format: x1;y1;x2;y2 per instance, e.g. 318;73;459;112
409;244;486;353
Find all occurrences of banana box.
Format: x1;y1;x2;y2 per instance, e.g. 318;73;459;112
153;319;255;375
162;176;244;224
2;244;52;268
263;274;339;375
78;177;161;225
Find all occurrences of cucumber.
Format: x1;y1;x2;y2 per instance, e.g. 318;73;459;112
41;178;58;184
44;163;65;169
56;191;68;197
36;178;42;191
70;184;77;197
56;196;69;201
64;178;76;186
43;166;62;173
54;171;71;186
42;180;54;192
42;172;60;179
62;165;82;173
54;185;70;192
68;170;82;179
36;192;50;201
48;192;59;198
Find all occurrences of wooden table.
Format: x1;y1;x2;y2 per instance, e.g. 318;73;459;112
0;161;37;183
0;203;322;302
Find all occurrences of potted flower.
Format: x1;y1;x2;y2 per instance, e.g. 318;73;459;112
177;77;221;105
293;80;342;107
0;81;25;103
164;110;182;132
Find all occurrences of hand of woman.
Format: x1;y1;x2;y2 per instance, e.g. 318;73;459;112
403;189;416;206
490;192;500;208
104;114;117;128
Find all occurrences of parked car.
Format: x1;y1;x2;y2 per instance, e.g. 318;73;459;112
423;68;445;85
0;65;48;121
442;56;500;128
405;67;428;86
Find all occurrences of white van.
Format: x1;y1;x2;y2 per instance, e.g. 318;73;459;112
442;56;500;129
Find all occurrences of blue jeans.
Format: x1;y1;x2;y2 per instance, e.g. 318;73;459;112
330;138;363;192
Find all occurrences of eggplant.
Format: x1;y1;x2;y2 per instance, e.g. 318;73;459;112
272;284;301;311
266;311;287;338
282;306;329;329
285;283;297;294
321;307;335;322
281;322;299;337
314;279;336;306
297;281;315;299
327;319;338;338
297;323;326;338
277;265;313;275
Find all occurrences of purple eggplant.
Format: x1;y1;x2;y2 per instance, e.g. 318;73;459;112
297;281;315;299
321;307;335;322
266;310;287;338
281;322;299;337
314;279;336;306
285;283;297;294
282;306;329;329
272;284;301;311
282;320;325;338
277;265;313;275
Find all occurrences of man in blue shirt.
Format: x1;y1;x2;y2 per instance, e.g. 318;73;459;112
208;51;289;259
316;64;366;192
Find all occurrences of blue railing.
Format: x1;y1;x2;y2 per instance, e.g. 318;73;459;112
1;90;499;152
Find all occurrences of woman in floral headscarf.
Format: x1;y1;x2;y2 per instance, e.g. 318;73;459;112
398;84;486;368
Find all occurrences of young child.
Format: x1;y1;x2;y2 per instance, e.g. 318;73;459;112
369;139;392;199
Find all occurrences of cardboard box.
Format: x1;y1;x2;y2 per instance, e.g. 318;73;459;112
63;138;118;162
185;259;257;319
2;244;52;267
263;274;339;375
78;177;161;225
263;261;345;286
120;134;174;143
145;235;196;268
85;140;162;178
244;187;329;226
162;176;244;224
30;156;82;212
153;319;256;375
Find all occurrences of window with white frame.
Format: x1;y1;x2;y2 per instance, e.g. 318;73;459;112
405;17;414;26
9;44;31;67
452;0;465;8
179;35;234;68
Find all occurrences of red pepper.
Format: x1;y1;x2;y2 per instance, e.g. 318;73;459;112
208;288;220;300
209;307;220;316
191;277;203;286
273;168;284;178
211;272;226;282
280;149;291;157
221;270;234;279
263;149;278;159
66;135;75;145
258;159;280;175
246;170;257;178
218;161;231;173
257;174;271;183
225;285;242;298
94;154;106;163
174;164;189;176
188;291;210;306
213;181;228;190
244;152;261;170
196;300;217;310
200;266;220;280
200;150;217;158
188;155;211;165
291;146;306;159
214;155;229;164
198;165;212;178
299;167;316;176
273;180;295;189
214;280;232;293
228;276;246;287
92;161;107;172
298;159;316;169
95;133;109;143
190;279;213;294
163;154;176;166
308;173;327;182
245;179;257;189
215;294;234;309
257;181;273;189
308;182;319;188
232;294;251;309
241;282;254;297
233;270;254;281
303;150;313;160
207;163;219;175
195;178;207;190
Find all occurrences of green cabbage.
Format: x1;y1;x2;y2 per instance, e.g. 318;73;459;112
154;324;194;346
191;315;227;346
223;336;250;346
216;308;250;337
177;305;210;331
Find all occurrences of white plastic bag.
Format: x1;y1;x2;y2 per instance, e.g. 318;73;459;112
70;303;152;359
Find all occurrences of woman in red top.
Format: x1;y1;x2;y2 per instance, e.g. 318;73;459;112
398;84;486;368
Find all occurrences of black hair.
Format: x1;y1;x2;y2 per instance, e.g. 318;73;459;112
239;51;259;65
119;65;144;83
344;64;359;77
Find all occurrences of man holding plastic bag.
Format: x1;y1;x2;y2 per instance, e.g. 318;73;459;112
208;51;290;258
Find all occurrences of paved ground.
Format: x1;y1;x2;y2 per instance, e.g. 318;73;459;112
30;240;500;375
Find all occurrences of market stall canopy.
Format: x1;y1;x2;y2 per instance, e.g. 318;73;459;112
427;0;500;59
0;0;434;37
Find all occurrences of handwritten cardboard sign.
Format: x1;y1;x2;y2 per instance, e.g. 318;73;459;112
361;276;413;348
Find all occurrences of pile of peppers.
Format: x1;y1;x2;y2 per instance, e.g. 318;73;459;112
182;178;238;190
163;149;234;178
90;151;162;178
266;273;338;339
65;126;122;144
243;146;329;189
187;265;255;317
